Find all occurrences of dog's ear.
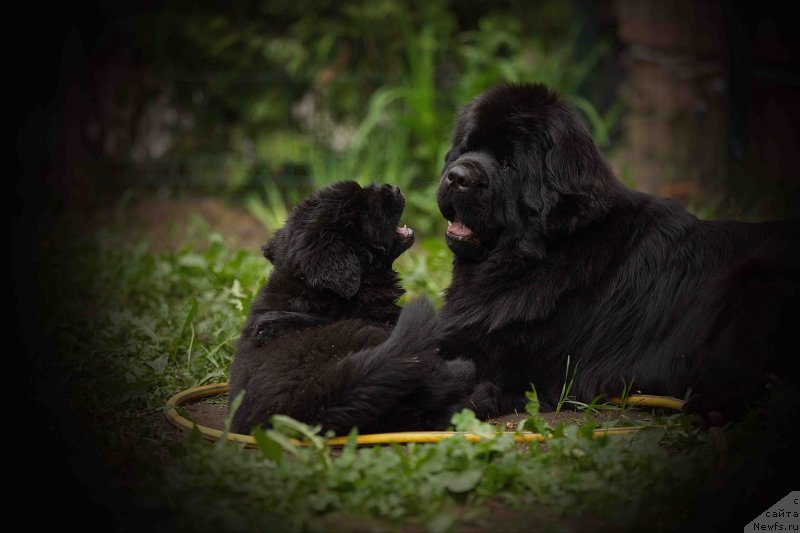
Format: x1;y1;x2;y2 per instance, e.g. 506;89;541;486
301;245;361;298
264;227;362;298
541;106;614;238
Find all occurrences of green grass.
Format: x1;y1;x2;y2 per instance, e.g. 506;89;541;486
555;354;579;413
36;213;799;532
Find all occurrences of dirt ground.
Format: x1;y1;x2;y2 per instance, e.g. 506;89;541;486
179;394;655;438
62;193;268;252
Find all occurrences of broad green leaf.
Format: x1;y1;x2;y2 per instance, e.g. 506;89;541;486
444;469;483;493
252;426;283;463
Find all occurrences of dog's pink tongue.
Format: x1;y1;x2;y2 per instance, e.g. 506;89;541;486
447;220;473;238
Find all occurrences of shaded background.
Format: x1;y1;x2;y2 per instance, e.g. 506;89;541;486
20;0;621;233
17;0;800;224
14;0;799;528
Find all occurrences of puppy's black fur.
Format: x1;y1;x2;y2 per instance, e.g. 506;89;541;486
229;181;476;435
436;83;799;420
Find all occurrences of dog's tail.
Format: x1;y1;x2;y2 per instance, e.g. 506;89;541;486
314;297;441;434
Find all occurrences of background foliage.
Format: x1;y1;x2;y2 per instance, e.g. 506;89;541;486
87;0;619;235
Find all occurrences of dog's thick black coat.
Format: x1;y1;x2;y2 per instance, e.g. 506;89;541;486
436;83;799;418
229;181;476;435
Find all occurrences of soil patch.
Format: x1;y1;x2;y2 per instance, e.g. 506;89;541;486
179;394;656;437
56;194;268;252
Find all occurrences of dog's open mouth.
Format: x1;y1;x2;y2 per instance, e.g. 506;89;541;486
441;211;485;260
446;218;476;242
388;222;415;259
396;224;414;239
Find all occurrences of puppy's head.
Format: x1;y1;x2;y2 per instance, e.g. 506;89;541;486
437;83;617;262
263;181;415;298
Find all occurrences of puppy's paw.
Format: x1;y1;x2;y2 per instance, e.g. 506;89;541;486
254;321;280;344
467;381;502;419
251;311;332;344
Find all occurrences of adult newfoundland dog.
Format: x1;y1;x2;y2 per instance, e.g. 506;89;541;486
229;181;477;435
437;83;799;420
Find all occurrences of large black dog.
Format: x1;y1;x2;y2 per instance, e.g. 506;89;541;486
230;181;477;435
436;83;799;419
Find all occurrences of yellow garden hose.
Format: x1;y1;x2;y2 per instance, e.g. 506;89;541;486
608;394;685;411
165;382;686;449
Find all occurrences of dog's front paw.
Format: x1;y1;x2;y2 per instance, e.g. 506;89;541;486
467;381;502;419
255;323;278;344
251;314;282;344
251;311;332;344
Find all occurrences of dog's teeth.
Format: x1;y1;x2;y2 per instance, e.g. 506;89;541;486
447;220;453;227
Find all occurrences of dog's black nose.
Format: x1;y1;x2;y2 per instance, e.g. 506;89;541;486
445;165;474;189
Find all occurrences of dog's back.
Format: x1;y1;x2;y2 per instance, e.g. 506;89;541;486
571;199;800;414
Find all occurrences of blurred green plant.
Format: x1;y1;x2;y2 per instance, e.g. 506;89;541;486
160;383;721;531
142;1;619;236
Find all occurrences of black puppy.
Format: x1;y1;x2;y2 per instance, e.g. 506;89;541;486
436;83;799;420
229;181;476;435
